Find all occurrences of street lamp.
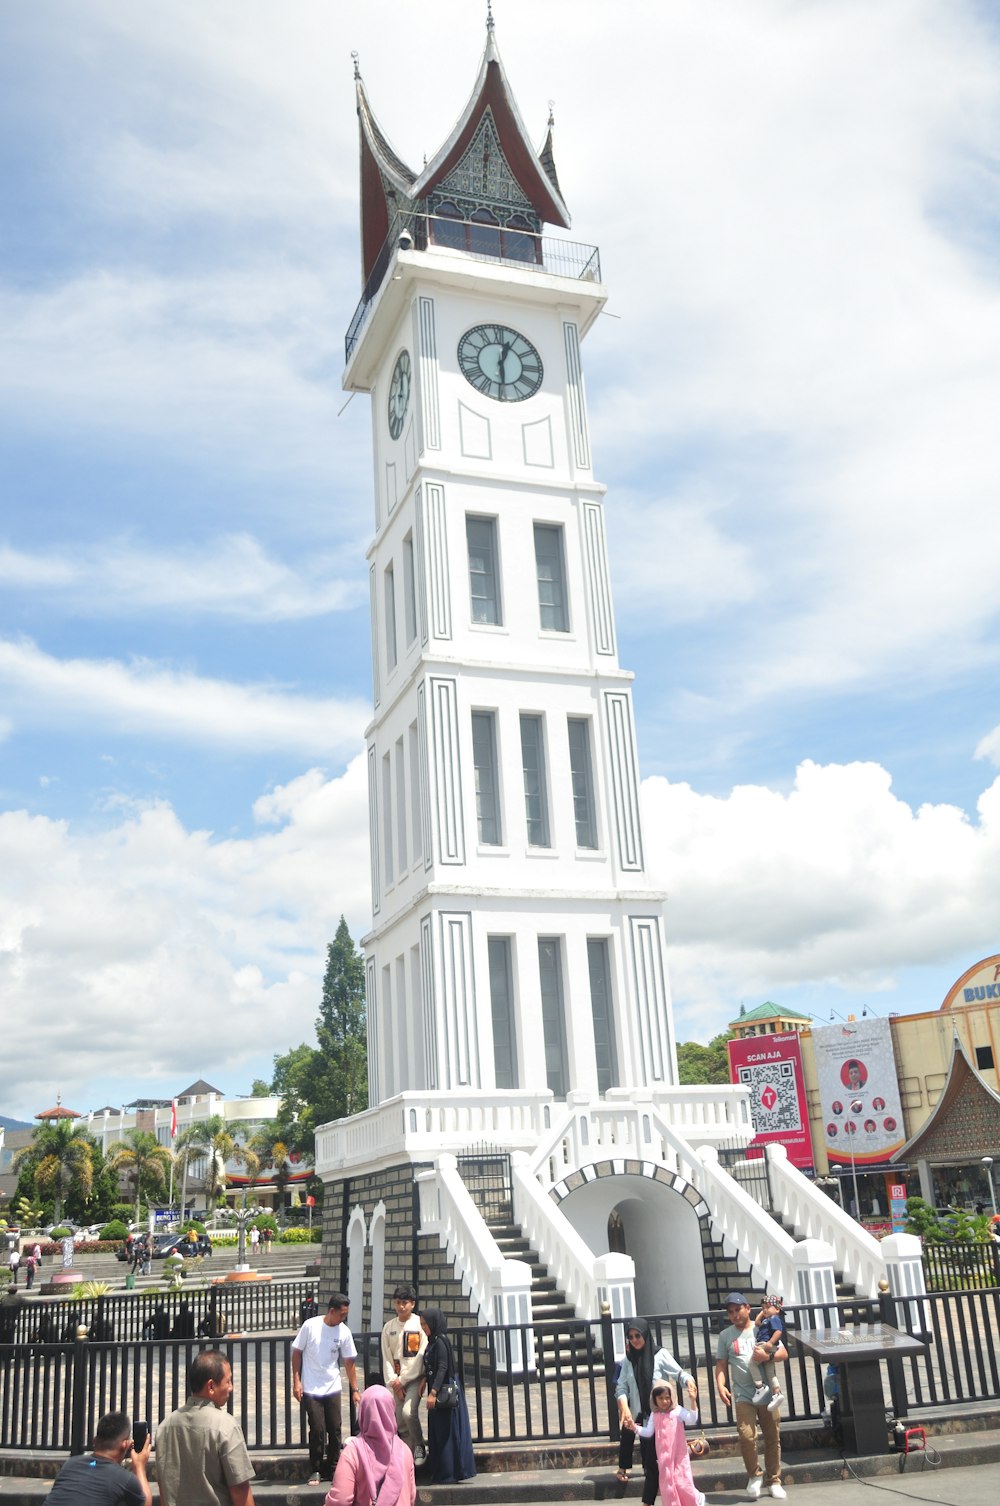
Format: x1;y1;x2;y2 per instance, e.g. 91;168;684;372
982;1157;998;1217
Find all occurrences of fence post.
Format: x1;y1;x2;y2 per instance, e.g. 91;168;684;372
877;1278;907;1418
69;1323;90;1455
600;1301;620;1441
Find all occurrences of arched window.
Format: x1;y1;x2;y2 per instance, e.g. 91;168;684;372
502;214;538;264
468;207;501;259
431;201;464;251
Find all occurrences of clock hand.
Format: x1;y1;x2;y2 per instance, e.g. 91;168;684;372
498;343;509;383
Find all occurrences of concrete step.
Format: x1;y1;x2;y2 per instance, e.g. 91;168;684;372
3;1420;999;1504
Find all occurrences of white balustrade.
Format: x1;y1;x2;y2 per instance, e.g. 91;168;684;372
692;1145;800;1297
767;1146;884;1297
415;1156;534;1369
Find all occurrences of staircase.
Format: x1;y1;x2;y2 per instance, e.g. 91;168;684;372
700;1219;763;1311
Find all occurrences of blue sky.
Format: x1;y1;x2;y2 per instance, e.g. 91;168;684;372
2;0;999;1121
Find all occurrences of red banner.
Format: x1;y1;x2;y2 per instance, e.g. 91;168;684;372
728;1033;814;1169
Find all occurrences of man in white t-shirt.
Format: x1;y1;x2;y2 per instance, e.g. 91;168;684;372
291;1293;360;1486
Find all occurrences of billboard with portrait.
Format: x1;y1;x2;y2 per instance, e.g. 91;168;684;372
813;1018;905;1164
727;1032;814;1169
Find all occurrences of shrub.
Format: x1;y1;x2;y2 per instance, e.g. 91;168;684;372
279;1227;312;1244
100;1221;129;1242
111;1204;135;1226
182;1220;207;1236
49;1226;73;1240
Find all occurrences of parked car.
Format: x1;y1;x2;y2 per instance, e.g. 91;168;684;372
153;1233;212;1259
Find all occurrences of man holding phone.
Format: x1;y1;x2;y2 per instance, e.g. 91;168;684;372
46;1411;152;1505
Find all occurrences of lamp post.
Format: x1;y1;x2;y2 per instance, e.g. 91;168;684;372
231;1196;262;1272
845;1122;861;1221
983;1157;998;1217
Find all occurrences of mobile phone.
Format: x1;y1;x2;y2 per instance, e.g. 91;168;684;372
132;1420;150;1452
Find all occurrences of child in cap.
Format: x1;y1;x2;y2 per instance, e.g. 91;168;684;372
750;1296;785;1413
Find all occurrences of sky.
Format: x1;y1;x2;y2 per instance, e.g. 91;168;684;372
1;0;999;1123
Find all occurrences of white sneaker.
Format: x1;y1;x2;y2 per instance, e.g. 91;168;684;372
751;1384;771;1405
769;1485;787;1500
746;1479;763;1501
767;1391;783;1413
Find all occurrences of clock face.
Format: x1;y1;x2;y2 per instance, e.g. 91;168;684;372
457;324;543;402
387;349;411;439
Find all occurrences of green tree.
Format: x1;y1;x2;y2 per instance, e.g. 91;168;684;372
250;1079;271;1097
676;1032;733;1085
106;1130;174;1225
12;1119;96;1222
269;918;368;1154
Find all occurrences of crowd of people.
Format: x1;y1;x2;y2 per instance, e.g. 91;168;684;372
39;1286;790;1504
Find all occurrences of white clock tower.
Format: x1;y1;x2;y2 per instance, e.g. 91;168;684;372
318;15;876;1329
345;17;677;1112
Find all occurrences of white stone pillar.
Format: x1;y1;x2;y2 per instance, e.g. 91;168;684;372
594;1253;637;1361
792;1238;840;1328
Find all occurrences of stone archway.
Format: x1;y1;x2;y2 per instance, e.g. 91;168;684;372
550;1161;712;1314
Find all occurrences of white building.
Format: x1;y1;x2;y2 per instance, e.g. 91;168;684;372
315;16;922;1332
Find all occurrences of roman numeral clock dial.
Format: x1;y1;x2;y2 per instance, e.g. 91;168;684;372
457;323;543;402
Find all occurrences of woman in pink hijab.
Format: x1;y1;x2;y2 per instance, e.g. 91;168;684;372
325;1385;415;1506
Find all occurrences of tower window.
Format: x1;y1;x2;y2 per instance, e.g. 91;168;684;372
567;718;598;848
382;752;393;884
587;938;619;1094
402;533;417;645
520;714;550;847
471;711;502;845
395;735;407;873
469;208;501;259
538;937;568;1098
502;214;539;265
430;201;465;251
534;524;568;632
488;937;518;1090
466;515;501;625
384;562;397;671
976;1045;995;1071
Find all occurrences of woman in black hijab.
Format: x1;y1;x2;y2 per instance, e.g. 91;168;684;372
419;1308;476;1484
614;1317;696;1502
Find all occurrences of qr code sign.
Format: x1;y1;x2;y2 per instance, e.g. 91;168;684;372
737;1059;802;1133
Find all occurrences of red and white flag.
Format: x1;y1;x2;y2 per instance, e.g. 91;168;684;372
170;1100;177;1138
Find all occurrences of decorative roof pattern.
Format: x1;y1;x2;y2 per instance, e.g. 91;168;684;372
892;1035;1000;1161
436;110;532;209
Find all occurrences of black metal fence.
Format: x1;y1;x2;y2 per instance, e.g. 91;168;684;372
4;1281;318;1346
457;1144;513;1225
716;1139;773;1212
921;1240;1000;1292
3;1287;999;1455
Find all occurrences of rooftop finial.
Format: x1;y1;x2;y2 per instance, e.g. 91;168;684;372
486;1;494;32
547;98;555;128
351;50;361;81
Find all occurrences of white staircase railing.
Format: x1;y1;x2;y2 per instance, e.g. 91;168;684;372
509;1151;636;1324
766;1145;885;1297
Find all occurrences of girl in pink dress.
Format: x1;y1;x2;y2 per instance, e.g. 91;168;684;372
634;1380;705;1506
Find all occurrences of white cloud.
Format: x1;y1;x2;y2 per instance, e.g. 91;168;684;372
644;759;1000;1037
0;756;370;1116
0;638;368;757
0;534;364;621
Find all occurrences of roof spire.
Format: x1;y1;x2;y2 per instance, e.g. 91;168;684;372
351;50;361;81
486;1;495;32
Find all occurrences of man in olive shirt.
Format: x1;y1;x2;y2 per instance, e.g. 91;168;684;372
156;1351;256;1506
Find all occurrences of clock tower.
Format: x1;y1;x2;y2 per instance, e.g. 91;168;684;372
345;16;677;1110
316;15;899;1331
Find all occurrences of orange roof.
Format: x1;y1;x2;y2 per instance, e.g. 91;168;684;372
35;1104;82;1120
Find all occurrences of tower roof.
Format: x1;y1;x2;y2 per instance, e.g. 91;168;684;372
354;19;570;286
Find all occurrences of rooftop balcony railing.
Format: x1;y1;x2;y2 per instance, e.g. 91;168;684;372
345;210;602;363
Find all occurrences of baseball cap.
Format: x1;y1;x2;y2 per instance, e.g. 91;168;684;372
725;1292;747;1306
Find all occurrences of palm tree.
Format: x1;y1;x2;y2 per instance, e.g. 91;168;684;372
248;1127;294;1217
12;1120;94;1223
106;1130;174;1225
201;1117;236;1207
173;1124;208;1221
